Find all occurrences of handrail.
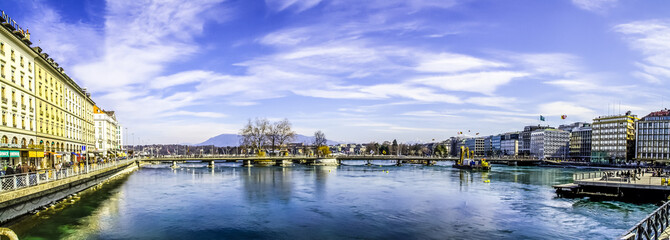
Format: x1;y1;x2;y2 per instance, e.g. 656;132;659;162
620;201;670;240
0;160;133;193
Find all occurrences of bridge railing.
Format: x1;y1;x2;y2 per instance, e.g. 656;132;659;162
0;159;133;193
620;200;670;240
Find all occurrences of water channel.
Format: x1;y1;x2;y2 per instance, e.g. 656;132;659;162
7;162;658;239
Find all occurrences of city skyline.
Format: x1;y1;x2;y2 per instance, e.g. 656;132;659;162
2;0;670;144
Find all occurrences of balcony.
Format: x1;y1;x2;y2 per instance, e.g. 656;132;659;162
30;107;34;112
21;104;25;110
40;111;43;116
0;50;4;55
1;98;6;104
12;101;17;107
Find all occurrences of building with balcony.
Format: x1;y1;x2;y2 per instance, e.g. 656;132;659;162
94;106;119;159
520;125;554;156
530;129;569;160
636;109;670;161
591;112;637;164
569;124;592;161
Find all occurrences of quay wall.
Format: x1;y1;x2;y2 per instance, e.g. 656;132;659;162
0;161;138;223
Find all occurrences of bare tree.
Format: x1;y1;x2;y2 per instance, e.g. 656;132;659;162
266;118;296;156
314;130;327;147
239;118;270;155
275;118;296;151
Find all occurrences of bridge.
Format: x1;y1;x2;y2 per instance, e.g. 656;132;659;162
139;155;542;167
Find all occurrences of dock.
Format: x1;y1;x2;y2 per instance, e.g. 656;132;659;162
553;170;670;201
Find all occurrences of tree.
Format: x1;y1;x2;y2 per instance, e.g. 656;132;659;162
275;119;296;153
314;130;327;147
239;118;270;156
317;146;331;157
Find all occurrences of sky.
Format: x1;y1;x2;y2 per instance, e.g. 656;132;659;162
2;0;670;144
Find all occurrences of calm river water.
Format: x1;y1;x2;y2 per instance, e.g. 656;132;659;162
8;162;658;239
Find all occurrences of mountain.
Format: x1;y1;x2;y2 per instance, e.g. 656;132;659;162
197;134;340;147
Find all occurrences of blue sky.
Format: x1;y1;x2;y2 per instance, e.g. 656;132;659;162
3;0;670;144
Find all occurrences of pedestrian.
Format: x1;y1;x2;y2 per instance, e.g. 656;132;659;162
15;164;22;174
5;165;14;175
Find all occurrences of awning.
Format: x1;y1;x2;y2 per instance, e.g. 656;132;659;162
29;151;44;157
9;151;20;157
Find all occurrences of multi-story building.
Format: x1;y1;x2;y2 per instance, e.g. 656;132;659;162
491;135;501;156
591;112;637;164
449;137;466;157
0;15;40;168
117;125;124;151
33;49;96;166
559;122;589;132
465;137;485;156
520;125;554;156
483;136;492;156
636;109;670;161
94;106;119;158
530;129;569;160
569;124;592;161
501;132;520;156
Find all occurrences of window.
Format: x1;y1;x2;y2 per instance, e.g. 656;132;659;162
10;68;14;82
10;50;14;61
0;42;4;55
28;62;31;72
20;56;23;67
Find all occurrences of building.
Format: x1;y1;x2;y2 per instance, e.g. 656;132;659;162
530;129;569;160
559;122;590;132
0;15;40;168
483;136;492;156
465;137;485;156
117;125;124;151
491;135;502;156
591;112;637;164
449;137;466;157
520;125;554;156
636;109;670;161
94;106;119;159
501;132;520;156
569;124;592;161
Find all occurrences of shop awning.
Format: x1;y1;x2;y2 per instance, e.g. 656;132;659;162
29;151;44;157
9;151;20;157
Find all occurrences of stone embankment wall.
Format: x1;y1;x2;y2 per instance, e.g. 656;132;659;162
0;161;138;223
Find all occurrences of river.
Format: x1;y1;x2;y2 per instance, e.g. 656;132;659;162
8;162;658;239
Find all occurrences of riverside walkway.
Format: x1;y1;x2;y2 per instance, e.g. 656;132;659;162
0;159;137;223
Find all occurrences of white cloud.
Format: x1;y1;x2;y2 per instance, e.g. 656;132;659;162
161;111;227;118
538;101;596;121
414;53;507;73
615;20;670;83
265;0;322;12
412;71;529;95
400;111;458;118
571;0;617;12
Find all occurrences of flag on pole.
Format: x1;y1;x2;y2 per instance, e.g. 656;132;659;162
540;115;545;121
561;115;567;119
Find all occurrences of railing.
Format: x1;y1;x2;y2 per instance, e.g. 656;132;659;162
0;159;132;192
573;170;638;181
620;201;670;240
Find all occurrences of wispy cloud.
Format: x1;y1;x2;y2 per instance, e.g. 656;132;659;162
571;0;617;13
615;20;670;84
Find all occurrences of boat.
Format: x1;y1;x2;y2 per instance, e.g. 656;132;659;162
452;146;491;171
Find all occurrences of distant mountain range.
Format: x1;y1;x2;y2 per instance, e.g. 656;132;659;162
197;133;340;147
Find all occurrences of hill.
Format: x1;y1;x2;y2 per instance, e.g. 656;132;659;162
197;134;340;147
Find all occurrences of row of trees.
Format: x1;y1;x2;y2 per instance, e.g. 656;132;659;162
363;140;449;157
239;118;296;156
239;118;330;156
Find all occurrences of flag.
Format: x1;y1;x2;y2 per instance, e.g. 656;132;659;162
540;115;545;121
561;115;567;119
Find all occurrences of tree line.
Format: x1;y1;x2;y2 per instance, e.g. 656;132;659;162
239;118;330;156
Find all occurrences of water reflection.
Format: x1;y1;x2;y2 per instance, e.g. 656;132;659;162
7;163;658;240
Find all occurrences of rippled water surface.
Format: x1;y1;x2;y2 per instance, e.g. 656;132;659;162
10;162;658;239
